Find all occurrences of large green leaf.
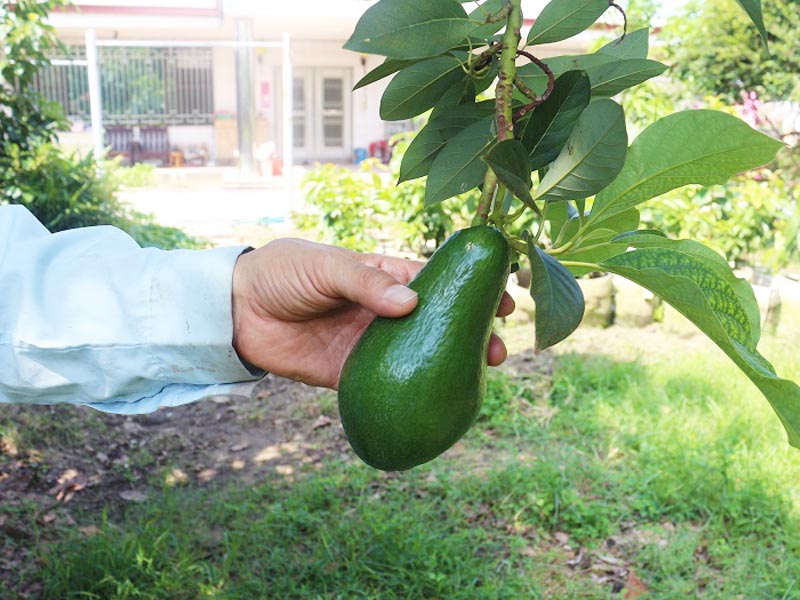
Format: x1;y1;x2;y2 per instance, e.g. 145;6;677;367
399;101;494;182
589;110;784;225
526;0;609;46
344;0;476;60
596;27;650;59
517;70;591;171
733;0;769;49
483;140;534;204
354;58;421;91
533;99;628;202
528;240;585;351
516;54;666;98
609;233;760;338
425;116;495;206
597;238;800;448
380;56;466;121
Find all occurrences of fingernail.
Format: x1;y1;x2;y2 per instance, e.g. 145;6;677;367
384;284;417;307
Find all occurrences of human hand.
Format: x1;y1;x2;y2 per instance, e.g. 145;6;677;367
231;239;515;389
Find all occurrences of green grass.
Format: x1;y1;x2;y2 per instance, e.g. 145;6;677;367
15;332;800;598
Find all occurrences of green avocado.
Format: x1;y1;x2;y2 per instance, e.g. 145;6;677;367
338;225;512;471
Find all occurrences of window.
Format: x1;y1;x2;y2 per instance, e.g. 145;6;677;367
33;46;214;126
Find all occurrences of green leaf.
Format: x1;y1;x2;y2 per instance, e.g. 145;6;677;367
425;116;495;206
533;99;628;202
588;58;667;97
612;229;666;241
516;54;666;98
605;234;760;339
483;140;534;204
430;57;498;109
526;0;609;46
399;101;494;183
380;56;466;121
468;0;508;39
517;70;591;172
432;94;494;120
344;0;476;60
590;110;784;224
733;0;769;49
516;54;610;96
528;240;585;351
354;58;421;91
598;238;800;448
436;78;478;111
545;200;579;242
596;28;650;59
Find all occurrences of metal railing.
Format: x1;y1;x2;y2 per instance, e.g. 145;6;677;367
34;46;214;126
34;48;90;121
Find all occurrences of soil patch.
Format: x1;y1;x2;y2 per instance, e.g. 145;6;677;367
0;374;349;594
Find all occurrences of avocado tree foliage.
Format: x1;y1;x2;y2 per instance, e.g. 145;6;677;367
344;0;800;448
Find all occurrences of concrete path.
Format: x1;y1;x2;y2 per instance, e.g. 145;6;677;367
120;166;308;246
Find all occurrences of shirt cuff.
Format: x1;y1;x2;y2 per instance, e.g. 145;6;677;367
146;245;264;385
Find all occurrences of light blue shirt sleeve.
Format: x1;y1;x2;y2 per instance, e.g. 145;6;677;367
0;205;263;414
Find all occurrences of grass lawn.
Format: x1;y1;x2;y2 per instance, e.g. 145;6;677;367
3;326;800;598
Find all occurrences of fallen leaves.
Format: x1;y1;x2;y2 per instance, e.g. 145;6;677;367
310;415;333;431
559;537;651;596
119;490;148;503
625;570;650;598
48;469;93;503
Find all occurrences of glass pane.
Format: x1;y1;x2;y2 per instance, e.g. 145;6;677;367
323;117;343;147
322;78;343;111
293;118;305;149
293;77;305;112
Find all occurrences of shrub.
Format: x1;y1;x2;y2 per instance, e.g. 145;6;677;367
640;171;796;268
295;137;475;255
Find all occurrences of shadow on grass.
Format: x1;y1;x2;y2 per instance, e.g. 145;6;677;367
8;348;800;599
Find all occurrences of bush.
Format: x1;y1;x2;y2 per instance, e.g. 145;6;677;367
295;159;391;252
640;171;797;268
104;160;157;189
294;136;475;255
0;140;206;249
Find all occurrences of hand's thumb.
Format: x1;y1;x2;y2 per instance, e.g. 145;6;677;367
333;260;418;317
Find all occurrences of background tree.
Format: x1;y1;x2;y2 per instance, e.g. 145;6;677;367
655;0;800;266
0;0;203;248
662;0;800;104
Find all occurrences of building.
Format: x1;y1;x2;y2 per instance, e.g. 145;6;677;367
42;1;615;170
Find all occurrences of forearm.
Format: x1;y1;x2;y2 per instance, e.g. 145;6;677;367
0;205;260;412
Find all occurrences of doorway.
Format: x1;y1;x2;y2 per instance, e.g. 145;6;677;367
288;67;352;162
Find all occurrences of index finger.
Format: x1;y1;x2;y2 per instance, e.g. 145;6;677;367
358;253;425;286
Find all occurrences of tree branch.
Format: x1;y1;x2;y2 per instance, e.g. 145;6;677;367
512;50;555;122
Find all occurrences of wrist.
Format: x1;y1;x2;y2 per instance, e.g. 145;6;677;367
231;247;254;366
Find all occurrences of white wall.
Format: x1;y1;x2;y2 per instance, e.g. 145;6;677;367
167;125;214;150
212;46;237;115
